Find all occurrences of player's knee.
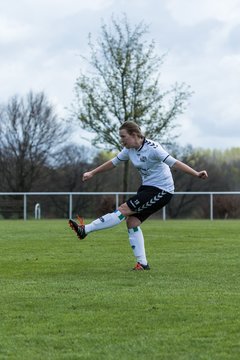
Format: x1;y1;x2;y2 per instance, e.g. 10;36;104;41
118;203;133;217
126;216;141;228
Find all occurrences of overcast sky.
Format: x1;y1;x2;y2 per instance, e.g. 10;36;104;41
1;0;240;150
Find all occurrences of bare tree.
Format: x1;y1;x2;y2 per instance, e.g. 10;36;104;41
0;91;67;192
74;14;192;191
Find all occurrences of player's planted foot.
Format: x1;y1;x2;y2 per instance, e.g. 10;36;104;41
132;262;150;271
69;216;87;240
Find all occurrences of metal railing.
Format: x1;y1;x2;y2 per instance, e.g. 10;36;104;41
0;191;240;220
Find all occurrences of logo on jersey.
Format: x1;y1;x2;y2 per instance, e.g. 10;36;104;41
146;140;158;149
140;156;147;162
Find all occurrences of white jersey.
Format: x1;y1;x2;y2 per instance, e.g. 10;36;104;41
111;138;177;193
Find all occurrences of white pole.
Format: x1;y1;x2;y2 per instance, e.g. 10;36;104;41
210;193;213;221
163;206;166;221
69;194;72;219
35;203;41;220
115;194;119;209
24;194;27;220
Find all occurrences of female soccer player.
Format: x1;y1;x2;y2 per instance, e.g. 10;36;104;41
69;121;208;270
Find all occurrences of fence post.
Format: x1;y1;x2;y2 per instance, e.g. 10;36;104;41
23;194;27;220
115;194;119;209
69;193;72;219
35;203;41;219
210;193;213;220
163;206;166;221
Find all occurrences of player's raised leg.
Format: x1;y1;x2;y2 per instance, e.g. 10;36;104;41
68;206;131;240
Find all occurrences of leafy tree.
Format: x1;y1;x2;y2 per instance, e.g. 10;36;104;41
0;91;67;192
74;14;192;191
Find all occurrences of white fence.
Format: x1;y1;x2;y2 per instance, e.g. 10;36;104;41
0;191;240;220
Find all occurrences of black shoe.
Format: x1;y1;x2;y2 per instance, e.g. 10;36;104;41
68;216;87;240
132;262;150;270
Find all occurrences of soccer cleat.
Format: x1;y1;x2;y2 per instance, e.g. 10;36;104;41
132;262;150;271
68;216;87;240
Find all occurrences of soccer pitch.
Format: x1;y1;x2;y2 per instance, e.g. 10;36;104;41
0;219;239;360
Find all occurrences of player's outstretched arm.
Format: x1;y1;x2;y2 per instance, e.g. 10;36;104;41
173;160;208;179
82;160;115;182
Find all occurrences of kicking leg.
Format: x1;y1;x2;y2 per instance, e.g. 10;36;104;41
85;210;125;233
69;203;134;239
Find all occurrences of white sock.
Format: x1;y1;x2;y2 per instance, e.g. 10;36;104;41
128;227;147;265
85;210;125;234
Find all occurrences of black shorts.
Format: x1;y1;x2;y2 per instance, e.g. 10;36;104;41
126;185;173;223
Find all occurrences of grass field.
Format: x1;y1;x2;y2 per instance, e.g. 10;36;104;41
0;219;239;360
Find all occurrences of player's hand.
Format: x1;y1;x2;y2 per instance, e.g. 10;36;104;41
82;171;94;182
197;170;208;179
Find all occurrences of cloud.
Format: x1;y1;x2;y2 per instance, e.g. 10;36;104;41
165;0;240;26
0;0;113;21
0;16;31;44
226;24;240;52
168;48;240;147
